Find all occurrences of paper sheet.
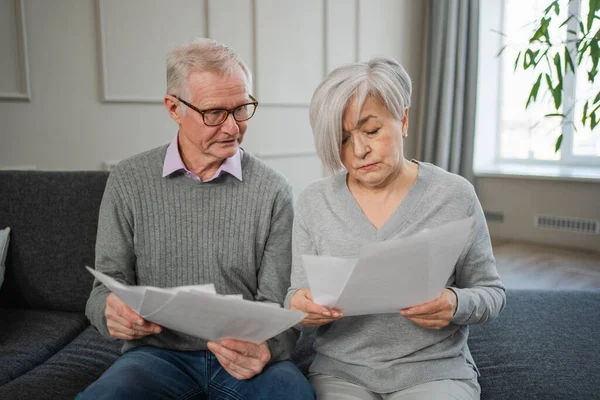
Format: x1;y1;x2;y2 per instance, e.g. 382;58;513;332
86;267;306;343
303;217;474;316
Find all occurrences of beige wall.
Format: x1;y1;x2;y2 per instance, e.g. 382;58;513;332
477;177;600;252
2;1;596;252
0;0;426;196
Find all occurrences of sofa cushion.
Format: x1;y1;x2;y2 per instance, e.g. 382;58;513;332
0;171;109;312
0;227;9;289
0;326;122;400
0;308;89;385
469;289;600;400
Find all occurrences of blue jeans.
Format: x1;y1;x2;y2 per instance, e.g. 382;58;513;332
76;346;315;400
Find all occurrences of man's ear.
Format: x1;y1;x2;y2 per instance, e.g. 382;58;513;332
164;95;182;124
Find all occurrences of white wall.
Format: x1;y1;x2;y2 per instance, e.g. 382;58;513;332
0;0;426;196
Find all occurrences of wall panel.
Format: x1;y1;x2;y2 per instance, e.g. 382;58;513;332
98;0;207;102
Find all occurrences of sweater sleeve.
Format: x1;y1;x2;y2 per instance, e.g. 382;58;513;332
284;198;315;309
85;169;136;339
450;186;506;325
254;184;299;362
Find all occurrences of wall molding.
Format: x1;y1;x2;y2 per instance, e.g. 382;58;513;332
355;0;360;62
323;0;328;76
204;0;210;39
95;0;330;105
96;0;159;103
96;0;210;104
251;0;257;96
253;0;326;106
0;164;37;170
255;150;318;159
0;0;31;101
260;103;310;108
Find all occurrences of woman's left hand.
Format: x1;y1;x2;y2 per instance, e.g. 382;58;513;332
400;289;458;330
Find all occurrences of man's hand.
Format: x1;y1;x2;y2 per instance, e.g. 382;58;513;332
399;288;458;330
290;288;343;327
207;339;271;380
105;293;162;340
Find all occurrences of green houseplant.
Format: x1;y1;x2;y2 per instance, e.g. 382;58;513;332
509;0;600;151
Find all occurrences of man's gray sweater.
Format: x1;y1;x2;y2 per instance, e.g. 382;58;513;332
86;145;297;361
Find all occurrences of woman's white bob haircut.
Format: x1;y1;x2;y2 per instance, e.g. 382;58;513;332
309;57;412;173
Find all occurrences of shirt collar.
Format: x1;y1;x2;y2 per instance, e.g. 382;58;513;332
162;134;243;182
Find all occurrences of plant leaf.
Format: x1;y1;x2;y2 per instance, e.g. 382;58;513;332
590;40;600;83
582;100;589;125
554;134;563;153
524;49;533;68
527;73;543;108
544;73;558;108
544;0;559;16
564;47;575;74
544;113;566;117
545;72;562;110
554;53;563;83
589;102;600;117
523;49;541;68
560;15;573;28
556;82;563;109
540;49;551;70
490;29;508;37
531;17;551;43
578;39;591;63
514;51;522;71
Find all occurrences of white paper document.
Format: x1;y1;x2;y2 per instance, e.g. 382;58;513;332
86;267;306;343
303;217;474;316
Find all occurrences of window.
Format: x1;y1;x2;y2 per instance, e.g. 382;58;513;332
499;0;600;166
474;0;600;179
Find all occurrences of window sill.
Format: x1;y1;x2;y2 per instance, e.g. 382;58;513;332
474;163;600;183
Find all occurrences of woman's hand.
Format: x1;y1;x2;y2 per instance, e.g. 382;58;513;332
290;288;343;327
400;289;458;330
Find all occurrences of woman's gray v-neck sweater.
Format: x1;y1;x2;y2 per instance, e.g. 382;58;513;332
285;161;506;393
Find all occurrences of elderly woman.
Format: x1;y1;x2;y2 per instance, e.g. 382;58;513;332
285;57;506;400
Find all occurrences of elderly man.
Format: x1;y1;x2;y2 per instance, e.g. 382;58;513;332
78;39;315;399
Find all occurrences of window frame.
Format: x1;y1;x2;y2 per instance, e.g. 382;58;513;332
474;0;600;180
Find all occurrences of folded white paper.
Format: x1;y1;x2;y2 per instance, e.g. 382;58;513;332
303;217;474;316
86;267;306;343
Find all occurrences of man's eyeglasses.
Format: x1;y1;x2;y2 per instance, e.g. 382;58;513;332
171;94;258;126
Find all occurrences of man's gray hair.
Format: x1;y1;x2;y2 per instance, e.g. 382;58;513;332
166;38;252;114
309;57;412;173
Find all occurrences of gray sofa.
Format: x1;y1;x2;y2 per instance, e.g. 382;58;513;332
1;170;599;399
